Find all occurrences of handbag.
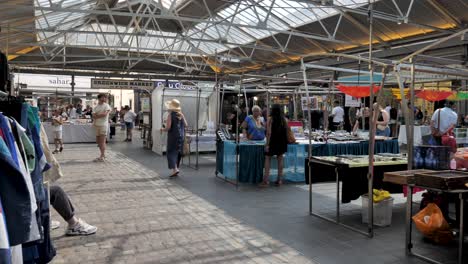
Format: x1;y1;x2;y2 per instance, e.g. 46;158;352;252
287;126;296;144
183;136;191;156
441;129;457;153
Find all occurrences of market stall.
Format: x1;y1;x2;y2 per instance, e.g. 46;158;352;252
151;85;217;158
43;121;100;143
219;138;399;184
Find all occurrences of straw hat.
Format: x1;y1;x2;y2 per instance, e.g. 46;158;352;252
165;99;181;111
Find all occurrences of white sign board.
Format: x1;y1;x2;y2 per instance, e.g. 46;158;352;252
301;97;318;111
16;73;91;89
345;94;361;107
154;80;196;90
91;79;154;90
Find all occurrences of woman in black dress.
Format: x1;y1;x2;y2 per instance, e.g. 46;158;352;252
261;104;288;187
160;99;187;177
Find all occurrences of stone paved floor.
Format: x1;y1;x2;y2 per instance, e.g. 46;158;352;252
50;145;316;264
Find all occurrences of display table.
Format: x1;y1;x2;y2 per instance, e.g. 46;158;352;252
218;139;400;184
43;122;99;143
398;125;431;146
306;155;408;236
306;155;407;203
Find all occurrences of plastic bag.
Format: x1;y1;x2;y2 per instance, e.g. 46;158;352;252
412;203;453;244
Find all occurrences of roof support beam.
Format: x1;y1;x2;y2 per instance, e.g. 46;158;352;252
18;4;356;45
340;12;387;45
292;0;455;33
426;0;463;28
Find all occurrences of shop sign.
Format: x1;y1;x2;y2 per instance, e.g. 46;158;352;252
273;99;289;105
345;94;361;107
91;79;154;90
16;73;91;89
154;81;196;90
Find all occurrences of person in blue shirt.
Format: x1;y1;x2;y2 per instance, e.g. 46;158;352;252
241;105;265;141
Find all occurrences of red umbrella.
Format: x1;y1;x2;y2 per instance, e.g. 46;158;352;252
336;84;381;98
415;90;453;101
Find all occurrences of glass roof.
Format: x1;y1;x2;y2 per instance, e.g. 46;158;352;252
34;0;370;56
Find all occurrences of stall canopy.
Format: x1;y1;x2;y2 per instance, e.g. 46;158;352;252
151;87;216;155
335;75;384;98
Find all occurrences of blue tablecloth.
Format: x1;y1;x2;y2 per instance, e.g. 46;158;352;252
220;139;400;183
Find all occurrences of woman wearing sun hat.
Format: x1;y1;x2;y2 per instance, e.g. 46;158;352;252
160;99;188;177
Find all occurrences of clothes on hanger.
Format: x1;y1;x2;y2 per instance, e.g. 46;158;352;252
0;102;56;264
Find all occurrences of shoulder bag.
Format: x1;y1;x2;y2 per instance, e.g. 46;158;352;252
286;119;296;144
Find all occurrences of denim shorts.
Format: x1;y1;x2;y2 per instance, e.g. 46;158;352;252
125;122;134;129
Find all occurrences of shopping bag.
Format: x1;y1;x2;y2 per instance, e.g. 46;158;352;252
183;136;191;156
412;203;453;244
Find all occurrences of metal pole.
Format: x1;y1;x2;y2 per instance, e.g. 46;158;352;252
408;58;416;170
405;185;414;256
458;193;464;264
395;70;412;170
70;74;75;104
220;83;225;126
215;50;219;129
293;90;298;120
266;91;270;119
160;87;166;156
367;0;375;238
147;88;153;149
236;77;243;189
196;86;200;169
301;58;313;215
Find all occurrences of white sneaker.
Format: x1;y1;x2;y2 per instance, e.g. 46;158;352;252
65;219;98;236
51;220;61;230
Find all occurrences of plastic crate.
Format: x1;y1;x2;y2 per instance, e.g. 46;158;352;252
361;195;394;227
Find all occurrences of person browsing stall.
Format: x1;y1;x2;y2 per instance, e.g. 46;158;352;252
431;100;458;146
52;109;64;154
92;93;111;162
241;105;265;141
160;99;188;177
352;107;370;135
330;100;344;131
123;105;137;142
375;104;391;137
261;104;289;187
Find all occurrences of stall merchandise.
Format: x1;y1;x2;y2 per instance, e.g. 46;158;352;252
43;122;101;143
0;100;55;263
219;139;399;184
413;145;451;170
